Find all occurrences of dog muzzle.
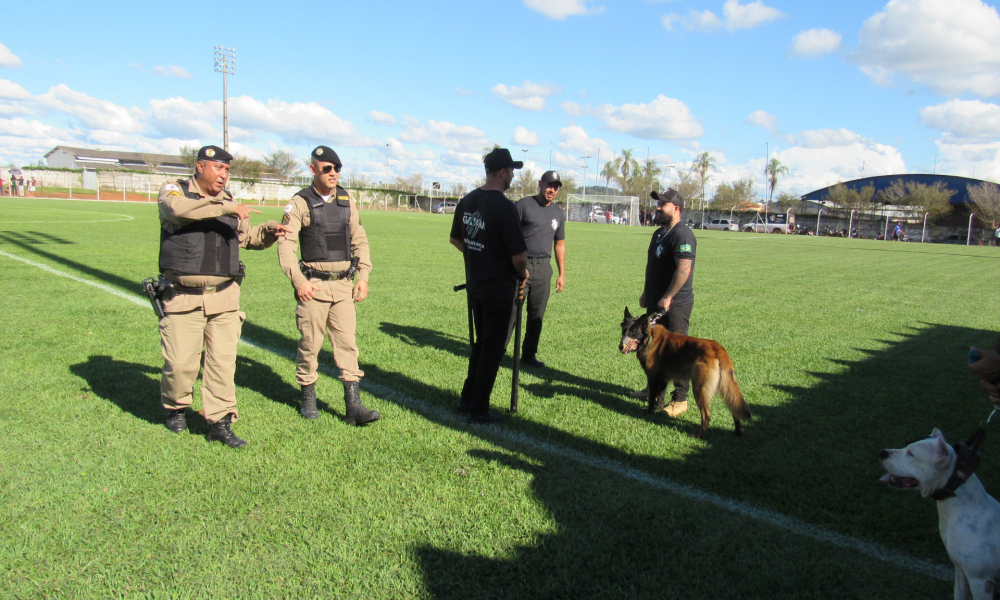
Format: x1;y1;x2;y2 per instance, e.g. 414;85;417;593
620;339;638;354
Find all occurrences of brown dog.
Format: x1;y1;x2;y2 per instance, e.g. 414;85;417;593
619;307;752;437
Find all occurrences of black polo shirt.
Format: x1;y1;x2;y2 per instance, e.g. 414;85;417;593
451;188;527;298
516;195;565;258
643;223;696;306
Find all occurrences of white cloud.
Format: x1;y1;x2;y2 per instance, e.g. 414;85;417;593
36;84;147;133
228;96;372;146
148;97;221;139
491;81;562;111
522;0;605;20
853;0;1000;97
723;0;785;31
746;110;778;132
0;79;31;100
369;110;397;126
590;95;704;141
0;117;69;140
557;125;609;155
796;128;866;148
0;43;22;69
512;126;540;146
399;116;493;153
455;87;474;96
790;29;842;57
662;10;723;32
919;99;1000;141
778;128;906;190
440;150;484;167
151;65;192;80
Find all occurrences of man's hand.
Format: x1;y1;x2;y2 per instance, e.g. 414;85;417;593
555;274;565;293
639;292;646;309
234;204;261;220
296;281;321;302
273;223;292;237
353;280;369;302
657;295;673;312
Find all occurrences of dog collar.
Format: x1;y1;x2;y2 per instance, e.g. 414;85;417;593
930;426;986;501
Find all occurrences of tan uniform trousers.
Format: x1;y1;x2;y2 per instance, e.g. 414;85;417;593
160;308;244;424
296;281;363;385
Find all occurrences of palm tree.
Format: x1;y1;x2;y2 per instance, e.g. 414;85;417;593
766;158;790;204
690;152;717;210
640;158;663;198
600;158;620;192
619;150;640;194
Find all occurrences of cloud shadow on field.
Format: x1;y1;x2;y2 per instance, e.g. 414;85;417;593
379;320;646;420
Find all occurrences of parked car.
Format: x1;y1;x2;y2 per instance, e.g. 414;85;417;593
703;219;738;231
935;234;982;245
743;212;795;234
432;201;457;214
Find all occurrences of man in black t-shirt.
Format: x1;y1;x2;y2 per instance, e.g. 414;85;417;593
507;170;566;368
631;188;697;417
450;148;529;424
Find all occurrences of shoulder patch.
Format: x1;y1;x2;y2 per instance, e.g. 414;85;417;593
680;244;693;253
284;203;294;212
164;183;179;191
167;191;181;197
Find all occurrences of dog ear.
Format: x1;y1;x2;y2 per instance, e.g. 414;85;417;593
624;306;632;319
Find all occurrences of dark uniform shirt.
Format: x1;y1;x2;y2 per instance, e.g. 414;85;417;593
644;223;696;306
451;189;527;298
516;195;565;258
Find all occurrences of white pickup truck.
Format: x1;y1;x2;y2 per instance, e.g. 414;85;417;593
742;212;795;234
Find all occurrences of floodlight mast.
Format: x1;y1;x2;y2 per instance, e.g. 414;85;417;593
214;46;236;152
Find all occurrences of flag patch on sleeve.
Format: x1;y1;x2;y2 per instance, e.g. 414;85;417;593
680;244;692;253
164;183;179;192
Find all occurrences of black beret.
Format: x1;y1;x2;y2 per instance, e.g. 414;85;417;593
197;145;232;164
311;146;342;167
651;189;683;209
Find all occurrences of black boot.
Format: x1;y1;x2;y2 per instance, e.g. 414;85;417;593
206;413;247;448
165;409;187;433
300;383;318;419
343;380;380;426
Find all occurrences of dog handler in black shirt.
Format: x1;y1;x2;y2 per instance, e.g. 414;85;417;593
450;148;529;424
631;189;697;417
507;170;566;368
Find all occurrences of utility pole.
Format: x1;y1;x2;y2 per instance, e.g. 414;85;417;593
385;143;390;187
214;46;236;152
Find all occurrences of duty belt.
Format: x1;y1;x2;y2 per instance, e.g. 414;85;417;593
300;264;352;281
527;256;550;264
170;279;236;296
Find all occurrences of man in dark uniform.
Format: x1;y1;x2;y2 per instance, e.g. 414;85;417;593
508;170;566;368
450;148;528;424
631;189;697;417
277;146;379;426
157;145;288;448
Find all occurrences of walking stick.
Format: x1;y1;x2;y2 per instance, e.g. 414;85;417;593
510;280;526;413
453;284;473;346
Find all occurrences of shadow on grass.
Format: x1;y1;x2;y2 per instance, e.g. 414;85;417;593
70;355;164;426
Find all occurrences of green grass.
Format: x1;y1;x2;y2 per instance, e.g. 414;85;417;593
2;197;998;598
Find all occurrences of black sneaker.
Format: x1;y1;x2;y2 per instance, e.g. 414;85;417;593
522;357;546;368
468;411;504;424
165;409;187;433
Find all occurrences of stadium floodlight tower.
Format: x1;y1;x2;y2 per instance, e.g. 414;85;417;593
214;46;236;152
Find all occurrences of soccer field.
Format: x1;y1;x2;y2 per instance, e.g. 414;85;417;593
1;197;997;598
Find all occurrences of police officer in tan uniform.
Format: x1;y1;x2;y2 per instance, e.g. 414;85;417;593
158;145;288;448
277;146;379;425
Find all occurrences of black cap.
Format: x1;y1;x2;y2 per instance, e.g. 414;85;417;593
483;148;523;172
311;146;342;167
540;171;562;188
651;189;683;209
197;145;233;164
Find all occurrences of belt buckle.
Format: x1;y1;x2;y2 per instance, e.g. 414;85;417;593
204;285;217;294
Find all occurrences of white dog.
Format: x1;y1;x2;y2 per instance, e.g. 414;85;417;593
880;428;1000;600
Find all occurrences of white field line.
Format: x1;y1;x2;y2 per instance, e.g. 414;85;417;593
0;248;953;582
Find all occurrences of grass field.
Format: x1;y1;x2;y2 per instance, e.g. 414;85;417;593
1;196;998;599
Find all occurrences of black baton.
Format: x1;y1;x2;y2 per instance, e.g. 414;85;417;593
510;281;526;413
453;284;474;346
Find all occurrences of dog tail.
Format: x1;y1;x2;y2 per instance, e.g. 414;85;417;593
718;348;752;423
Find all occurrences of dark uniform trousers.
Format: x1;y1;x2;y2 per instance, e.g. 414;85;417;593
647;300;693;402
462;290;516;414
506;257;552;357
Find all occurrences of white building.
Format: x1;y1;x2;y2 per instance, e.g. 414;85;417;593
44;146;190;175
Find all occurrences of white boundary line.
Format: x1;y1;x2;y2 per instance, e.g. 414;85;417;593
0;248;953;582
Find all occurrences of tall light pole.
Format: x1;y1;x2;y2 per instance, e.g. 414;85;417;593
385;143;390;188
213;46;236;152
580;155;591;204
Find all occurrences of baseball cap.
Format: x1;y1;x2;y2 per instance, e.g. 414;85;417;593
483;148;524;172
651;189;683;209
311;146;342;167
540;171;562;188
197;145;233;164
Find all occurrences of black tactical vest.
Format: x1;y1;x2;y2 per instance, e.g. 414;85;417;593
158;180;241;277
298;186;352;263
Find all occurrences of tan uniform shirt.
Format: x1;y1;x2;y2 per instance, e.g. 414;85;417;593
158;177;281;314
277;188;372;302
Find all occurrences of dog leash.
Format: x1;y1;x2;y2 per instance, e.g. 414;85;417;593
930;405;995;500
648;310;667;328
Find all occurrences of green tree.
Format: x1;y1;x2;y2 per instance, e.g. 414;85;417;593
618;149;640;196
967;181;1000;231
600;158;619;192
766;158;790;204
511;168;536;200
690;152;717;208
671;170;702;207
711;177;757;213
178;146;198;170
637;158;663;200
824;183;875;216
264;150;300;184
906;181;955;220
230;154;265;192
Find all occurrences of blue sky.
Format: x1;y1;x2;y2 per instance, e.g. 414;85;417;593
1;0;999;197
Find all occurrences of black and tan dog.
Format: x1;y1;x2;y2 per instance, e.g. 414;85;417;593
619;307;752;437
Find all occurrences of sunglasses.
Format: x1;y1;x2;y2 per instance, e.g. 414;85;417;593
321;164;342;174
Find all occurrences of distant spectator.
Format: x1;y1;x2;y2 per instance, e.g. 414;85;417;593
18;176;25;197
28;177;35;197
893;222;903;241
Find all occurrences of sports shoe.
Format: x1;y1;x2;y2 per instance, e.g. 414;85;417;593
165;409;187;433
662;401;689;417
